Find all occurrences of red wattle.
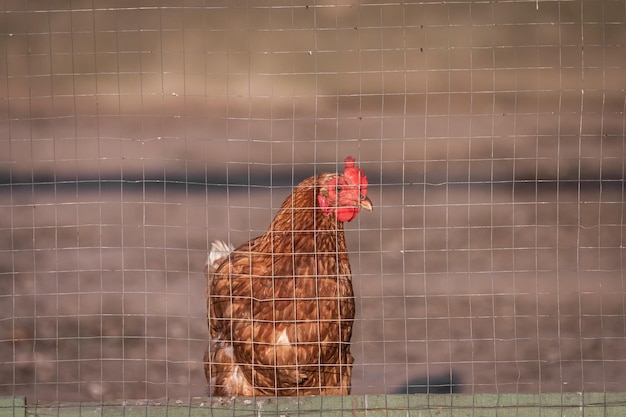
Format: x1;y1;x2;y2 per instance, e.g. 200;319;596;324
336;207;358;222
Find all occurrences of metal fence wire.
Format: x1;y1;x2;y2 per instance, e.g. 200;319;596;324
1;0;625;405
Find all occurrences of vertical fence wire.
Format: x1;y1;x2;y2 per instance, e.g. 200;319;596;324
0;0;624;405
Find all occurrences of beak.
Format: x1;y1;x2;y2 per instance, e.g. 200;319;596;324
359;196;373;212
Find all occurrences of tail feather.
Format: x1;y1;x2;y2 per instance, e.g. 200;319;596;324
208;240;234;272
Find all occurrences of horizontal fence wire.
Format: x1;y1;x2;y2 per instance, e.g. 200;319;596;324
0;0;625;409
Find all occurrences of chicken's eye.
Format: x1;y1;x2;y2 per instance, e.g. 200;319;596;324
336;186;343;192
359;194;366;200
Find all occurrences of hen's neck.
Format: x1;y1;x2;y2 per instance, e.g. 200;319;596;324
263;175;346;254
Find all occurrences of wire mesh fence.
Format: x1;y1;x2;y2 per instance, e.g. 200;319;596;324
1;0;625;406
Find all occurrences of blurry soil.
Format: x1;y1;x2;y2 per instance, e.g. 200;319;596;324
1;179;624;402
1;0;625;403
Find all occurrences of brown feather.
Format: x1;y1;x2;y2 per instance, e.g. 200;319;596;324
205;171;367;396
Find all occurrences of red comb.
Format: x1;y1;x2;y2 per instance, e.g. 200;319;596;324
343;156;368;188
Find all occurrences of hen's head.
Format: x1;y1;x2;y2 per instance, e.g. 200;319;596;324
317;156;373;222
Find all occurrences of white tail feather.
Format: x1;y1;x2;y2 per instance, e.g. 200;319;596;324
208;240;234;271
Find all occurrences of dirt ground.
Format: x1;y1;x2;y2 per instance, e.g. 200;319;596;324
1;174;624;402
1;0;625;404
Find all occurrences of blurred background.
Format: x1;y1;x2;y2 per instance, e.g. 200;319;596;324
1;0;625;403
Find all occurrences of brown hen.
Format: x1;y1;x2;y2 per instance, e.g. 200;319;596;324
204;156;372;396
